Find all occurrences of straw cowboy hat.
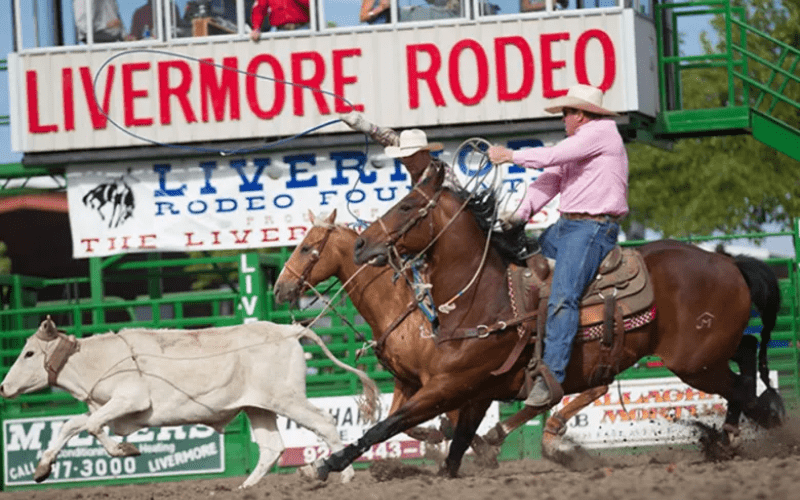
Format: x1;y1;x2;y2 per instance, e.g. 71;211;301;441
384;129;444;158
544;84;618;116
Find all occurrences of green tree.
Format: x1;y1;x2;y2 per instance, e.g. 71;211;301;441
0;241;10;274
626;0;800;238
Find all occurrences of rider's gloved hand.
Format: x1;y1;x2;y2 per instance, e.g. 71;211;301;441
340;112;372;134
498;210;525;231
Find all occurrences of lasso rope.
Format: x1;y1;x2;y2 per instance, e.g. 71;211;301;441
92;48;373;225
296;262;371;330
92;48;356;155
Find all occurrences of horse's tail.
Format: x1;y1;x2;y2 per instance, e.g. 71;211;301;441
733;255;781;389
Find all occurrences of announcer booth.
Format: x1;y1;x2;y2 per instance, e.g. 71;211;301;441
0;0;742;491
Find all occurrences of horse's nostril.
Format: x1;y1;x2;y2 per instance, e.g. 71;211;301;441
354;238;365;251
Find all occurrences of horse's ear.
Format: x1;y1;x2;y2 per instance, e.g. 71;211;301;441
308;210;316;225
325;209;337;225
420;162;445;190
36;315;59;341
434;162;446;186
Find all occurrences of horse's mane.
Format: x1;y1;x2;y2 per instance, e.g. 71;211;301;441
448;185;538;266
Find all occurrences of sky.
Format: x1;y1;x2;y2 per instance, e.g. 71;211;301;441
0;1;795;257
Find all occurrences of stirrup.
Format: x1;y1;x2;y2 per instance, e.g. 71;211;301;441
525;365;564;409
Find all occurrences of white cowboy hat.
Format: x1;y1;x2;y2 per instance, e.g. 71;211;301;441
384;129;444;158
544;84;618;116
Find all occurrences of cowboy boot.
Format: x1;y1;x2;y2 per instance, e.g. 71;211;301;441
525;364;564;409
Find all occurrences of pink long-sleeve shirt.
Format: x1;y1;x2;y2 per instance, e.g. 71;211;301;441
512;119;629;221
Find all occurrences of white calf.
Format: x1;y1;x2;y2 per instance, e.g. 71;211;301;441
0;317;378;488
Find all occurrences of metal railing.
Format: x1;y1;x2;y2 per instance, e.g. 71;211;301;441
655;0;800;141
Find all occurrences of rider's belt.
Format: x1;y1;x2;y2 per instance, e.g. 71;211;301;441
562;212;623;224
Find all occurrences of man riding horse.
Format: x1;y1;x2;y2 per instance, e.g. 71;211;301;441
487;84;627;409
342;84;626;411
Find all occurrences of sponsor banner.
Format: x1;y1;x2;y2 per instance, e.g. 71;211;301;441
11;12;656;153
273;394;501;467
546;373;778;448
2;416;223;486
66;137;561;258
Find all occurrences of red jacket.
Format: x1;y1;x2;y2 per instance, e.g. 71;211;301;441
252;0;310;29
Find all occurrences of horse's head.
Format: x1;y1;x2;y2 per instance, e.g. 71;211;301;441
274;209;351;306
354;163;446;267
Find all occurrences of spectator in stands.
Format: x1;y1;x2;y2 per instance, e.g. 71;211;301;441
249;0;310;40
521;0;569;11
128;0;183;40
360;0;390;23
521;0;545;10
73;0;125;43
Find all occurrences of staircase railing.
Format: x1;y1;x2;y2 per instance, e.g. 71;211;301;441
655;0;800;146
731;15;800;125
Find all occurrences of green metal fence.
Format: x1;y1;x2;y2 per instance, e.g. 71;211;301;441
0;226;797;490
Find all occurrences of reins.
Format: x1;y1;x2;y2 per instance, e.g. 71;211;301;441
282;222;429;358
382;162;501;315
280;223;336;291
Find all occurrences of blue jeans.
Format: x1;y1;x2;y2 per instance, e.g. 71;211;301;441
538;217;620;383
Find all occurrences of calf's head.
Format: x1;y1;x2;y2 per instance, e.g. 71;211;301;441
0;316;67;398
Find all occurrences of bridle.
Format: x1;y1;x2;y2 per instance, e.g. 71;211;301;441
280;223;336;293
373;163;500;315
376;183;442;256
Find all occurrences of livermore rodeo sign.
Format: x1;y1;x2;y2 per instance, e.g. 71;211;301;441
66;139;562;258
3;416;223;486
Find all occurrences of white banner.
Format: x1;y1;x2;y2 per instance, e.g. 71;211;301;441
546;374;778;448
272;394;500;466
12;11;657;153
66;137;562;258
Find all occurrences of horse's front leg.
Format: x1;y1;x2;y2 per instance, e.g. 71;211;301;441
300;413;405;481
441;400;491;477
301;382;463;482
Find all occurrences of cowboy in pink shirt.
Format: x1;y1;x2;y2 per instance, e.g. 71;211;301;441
488;84;629;409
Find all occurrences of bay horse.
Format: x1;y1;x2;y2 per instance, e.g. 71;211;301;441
301;161;784;481
273;210;604;461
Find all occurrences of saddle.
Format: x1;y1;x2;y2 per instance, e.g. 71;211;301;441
506;246;656;385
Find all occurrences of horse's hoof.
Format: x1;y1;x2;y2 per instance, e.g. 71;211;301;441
437;460;460;478
542;433;574;466
482;423;507;447
339;465;355;483
298;465;318;481
34;463;52;482
405;426;446;444
757;388;786;428
298;458;330;482
470;434;500;469
722;423;741;448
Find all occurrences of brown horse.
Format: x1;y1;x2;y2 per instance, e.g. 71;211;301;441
273;210;603;460
273;209;453;444
301;161;783;481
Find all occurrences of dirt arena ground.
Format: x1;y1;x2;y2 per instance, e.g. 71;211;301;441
5;418;800;500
